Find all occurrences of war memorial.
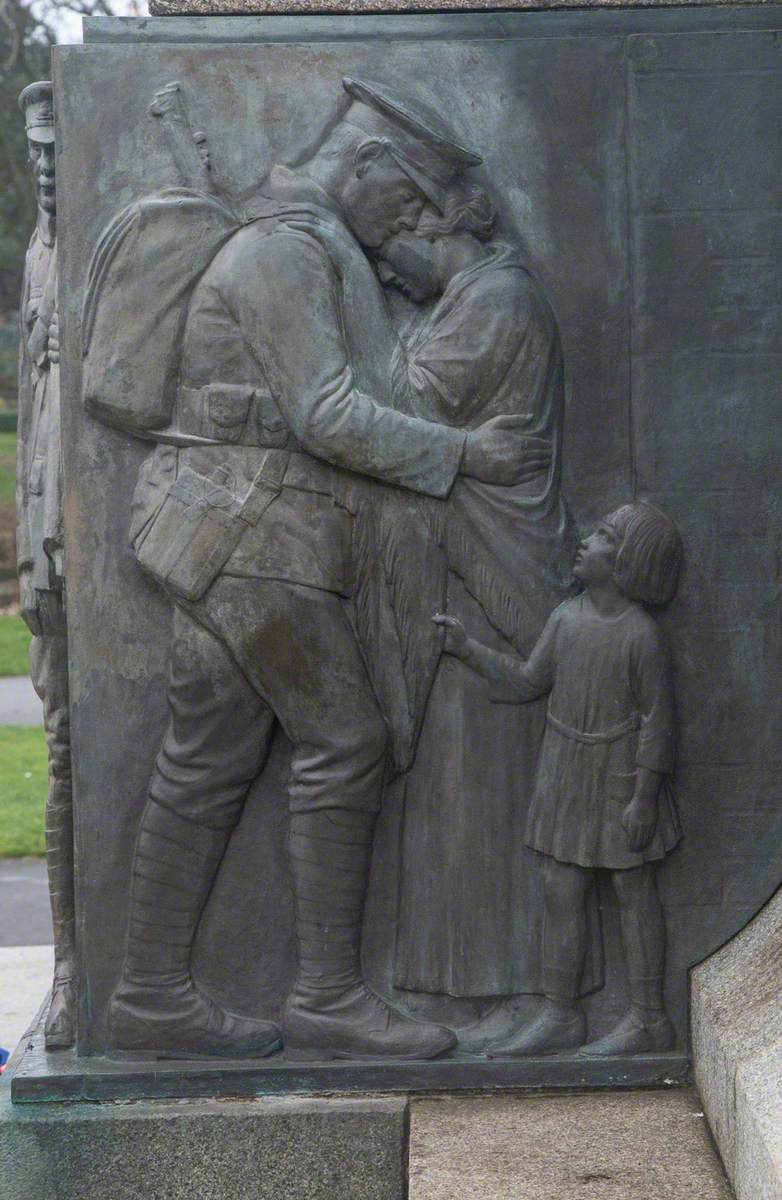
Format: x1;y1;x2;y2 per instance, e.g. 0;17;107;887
1;1;781;1196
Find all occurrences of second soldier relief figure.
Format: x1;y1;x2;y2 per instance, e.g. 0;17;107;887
17;82;76;1051
80;74;684;1064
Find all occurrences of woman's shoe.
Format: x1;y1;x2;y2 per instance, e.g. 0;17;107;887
486;1003;585;1058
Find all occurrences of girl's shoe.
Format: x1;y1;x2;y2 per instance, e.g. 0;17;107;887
580;1009;675;1056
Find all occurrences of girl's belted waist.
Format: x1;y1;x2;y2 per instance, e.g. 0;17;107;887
546;708;640;745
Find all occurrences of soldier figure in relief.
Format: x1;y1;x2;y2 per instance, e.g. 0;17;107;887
16;81;75;1049
89;79;554;1060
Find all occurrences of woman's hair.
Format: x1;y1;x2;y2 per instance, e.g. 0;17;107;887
415;184;496;243
605;502;683;606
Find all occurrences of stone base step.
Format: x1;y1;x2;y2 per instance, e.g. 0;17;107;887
410;1091;733;1200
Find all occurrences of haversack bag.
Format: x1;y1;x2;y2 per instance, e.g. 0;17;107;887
82;189;241;433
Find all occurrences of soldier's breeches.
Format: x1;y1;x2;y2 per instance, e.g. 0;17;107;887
28;591;74;975
149;578;388;827
148;611;274;829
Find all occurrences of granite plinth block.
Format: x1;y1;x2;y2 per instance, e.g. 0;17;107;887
86;7;782;42
0;1077;408;1200
149;0;779;15
692;883;782;1200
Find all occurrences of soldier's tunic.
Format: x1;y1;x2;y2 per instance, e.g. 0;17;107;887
138;166;466;825
16;220;73;979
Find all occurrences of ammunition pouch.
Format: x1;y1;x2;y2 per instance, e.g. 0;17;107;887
135;450;289;602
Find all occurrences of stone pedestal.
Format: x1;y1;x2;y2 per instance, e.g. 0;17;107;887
1;1047;407;1200
692;884;782;1200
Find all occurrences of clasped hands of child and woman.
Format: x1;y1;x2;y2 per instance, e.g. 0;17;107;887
432;612;661;854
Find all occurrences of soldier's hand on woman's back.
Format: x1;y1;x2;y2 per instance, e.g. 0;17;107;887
47;311;60;364
461;414;552;486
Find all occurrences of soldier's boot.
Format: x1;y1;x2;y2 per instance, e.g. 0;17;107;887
109;799;281;1059
283;810;456;1061
44;776;77;1049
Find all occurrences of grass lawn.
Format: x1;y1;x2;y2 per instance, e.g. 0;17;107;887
0;726;47;857
0;431;18;610
0;431;15;509
0;614;30;676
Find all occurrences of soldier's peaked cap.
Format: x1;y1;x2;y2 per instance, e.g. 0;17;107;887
342;77;481;212
19;81;54;144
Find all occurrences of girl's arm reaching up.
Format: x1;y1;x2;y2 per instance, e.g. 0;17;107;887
432;613;552;703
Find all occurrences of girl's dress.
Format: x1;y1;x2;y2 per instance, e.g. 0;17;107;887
483;593;681;869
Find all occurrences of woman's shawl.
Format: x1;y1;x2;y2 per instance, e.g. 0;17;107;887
398;243;577;655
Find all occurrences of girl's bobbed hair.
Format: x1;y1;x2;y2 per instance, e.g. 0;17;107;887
605;502;683;606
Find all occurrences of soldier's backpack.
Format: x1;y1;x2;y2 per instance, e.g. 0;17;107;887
82;188;240;433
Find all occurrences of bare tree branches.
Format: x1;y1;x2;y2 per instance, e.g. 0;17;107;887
2;0;145;69
0;0;146;314
0;0;27;69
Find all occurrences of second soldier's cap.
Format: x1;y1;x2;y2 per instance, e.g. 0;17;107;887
18;81;55;145
342;77;481;212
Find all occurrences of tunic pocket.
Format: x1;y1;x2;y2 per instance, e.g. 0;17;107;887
253;386;289;448
206;385;253;443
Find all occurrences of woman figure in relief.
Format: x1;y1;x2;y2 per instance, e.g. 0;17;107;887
288;185;598;1048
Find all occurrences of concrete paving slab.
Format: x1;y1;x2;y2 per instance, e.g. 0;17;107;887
0;676;42;726
409;1090;734;1199
0;945;52;1055
0;859;51;946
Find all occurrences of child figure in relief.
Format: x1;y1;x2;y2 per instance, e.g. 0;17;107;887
433;502;684;1057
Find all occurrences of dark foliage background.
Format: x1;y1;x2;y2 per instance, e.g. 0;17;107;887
1;1;51;402
2;2;55;324
0;0;144;355
0;0;142;593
